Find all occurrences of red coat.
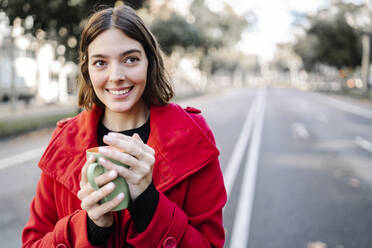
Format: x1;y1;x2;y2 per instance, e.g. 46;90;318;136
22;103;227;248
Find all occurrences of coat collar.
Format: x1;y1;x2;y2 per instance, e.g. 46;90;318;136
38;103;219;195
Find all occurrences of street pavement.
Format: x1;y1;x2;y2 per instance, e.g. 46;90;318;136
1;87;372;247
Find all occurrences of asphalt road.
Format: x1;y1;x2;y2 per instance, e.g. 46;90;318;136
1;87;372;247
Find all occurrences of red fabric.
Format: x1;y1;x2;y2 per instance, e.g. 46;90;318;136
22;103;227;248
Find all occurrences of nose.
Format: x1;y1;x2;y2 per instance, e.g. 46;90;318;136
108;62;125;82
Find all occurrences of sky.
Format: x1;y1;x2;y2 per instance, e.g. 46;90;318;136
213;0;366;60
215;0;327;60
171;0;364;61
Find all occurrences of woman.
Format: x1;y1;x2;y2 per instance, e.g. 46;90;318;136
22;5;226;248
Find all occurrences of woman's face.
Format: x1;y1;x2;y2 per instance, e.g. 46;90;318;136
87;28;148;114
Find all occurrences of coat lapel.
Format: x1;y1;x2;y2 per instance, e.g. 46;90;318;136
38;106;102;195
148;103;219;192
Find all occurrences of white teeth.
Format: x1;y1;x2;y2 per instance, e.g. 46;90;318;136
108;88;130;95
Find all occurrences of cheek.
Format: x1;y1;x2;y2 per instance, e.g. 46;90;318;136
129;64;148;84
88;69;106;87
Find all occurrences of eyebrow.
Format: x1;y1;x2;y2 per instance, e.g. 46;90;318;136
89;49;142;59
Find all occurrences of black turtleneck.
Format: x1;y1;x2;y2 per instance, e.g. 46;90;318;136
97;117;150;146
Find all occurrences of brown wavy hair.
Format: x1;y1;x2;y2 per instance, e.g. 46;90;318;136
78;5;174;110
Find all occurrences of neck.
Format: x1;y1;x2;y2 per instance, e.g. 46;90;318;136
102;101;149;132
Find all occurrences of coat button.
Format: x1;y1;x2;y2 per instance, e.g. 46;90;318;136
163;236;177;248
56;243;68;248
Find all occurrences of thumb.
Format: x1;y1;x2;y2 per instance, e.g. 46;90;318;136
81;155;95;185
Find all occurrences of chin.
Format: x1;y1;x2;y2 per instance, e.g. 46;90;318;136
106;103;133;113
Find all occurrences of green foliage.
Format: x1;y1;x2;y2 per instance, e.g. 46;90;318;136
150;0;248;59
293;1;364;70
188;0;249;73
190;0;248;51
0;0;146;62
206;48;240;75
150;13;201;55
0;109;77;138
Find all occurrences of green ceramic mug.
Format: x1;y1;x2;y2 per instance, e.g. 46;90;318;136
86;146;130;211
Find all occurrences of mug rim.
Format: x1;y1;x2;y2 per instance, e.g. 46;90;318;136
86;146;124;154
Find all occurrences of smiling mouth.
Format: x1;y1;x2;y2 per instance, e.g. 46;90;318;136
106;87;133;95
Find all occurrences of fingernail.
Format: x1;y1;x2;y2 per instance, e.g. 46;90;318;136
107;182;114;190
117;193;124;199
104;135;113;142
109;170;117;177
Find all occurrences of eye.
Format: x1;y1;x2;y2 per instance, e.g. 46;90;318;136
92;60;106;68
124;56;140;64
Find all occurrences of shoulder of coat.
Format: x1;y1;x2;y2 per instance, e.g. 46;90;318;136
56;117;73;128
184;106;202;114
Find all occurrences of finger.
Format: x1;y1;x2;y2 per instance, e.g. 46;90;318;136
139;152;155;166
103;132;135;147
78;170;118;201
94;170;118;187
146;145;155;156
105;132;155;157
130;133;146;158
132;133;143;143
98;147;154;174
80;182;115;210
98;147;139;167
106;132;143;150
99;156;152;187
131;161;153;180
81;155;96;185
129;133;155;155
98;157;136;180
104;138;144;160
137;144;155;157
77;183;95;201
90;193;124;220
107;132;132;141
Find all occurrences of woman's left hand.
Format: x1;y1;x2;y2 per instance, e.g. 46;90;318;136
98;132;155;201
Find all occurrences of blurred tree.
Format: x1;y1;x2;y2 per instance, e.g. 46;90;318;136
150;0;250;57
189;0;249;75
0;0;146;62
190;0;248;51
150;13;201;55
293;1;363;71
147;0;251;83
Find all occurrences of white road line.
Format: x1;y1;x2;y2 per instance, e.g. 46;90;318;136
0;146;45;170
292;122;310;140
229;89;266;248
223;95;259;197
314;93;372;120
355;136;372;154
317;113;329;123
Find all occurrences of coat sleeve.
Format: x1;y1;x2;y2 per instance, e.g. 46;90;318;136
126;157;227;248
22;172;95;248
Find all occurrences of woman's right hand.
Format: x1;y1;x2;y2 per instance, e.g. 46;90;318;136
77;156;124;227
